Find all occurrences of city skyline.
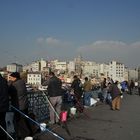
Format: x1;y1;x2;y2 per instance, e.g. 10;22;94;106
0;0;140;68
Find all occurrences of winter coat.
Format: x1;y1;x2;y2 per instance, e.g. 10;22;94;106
71;78;83;96
109;83;121;100
83;81;92;92
0;75;9;112
47;76;62;97
9;79;28;110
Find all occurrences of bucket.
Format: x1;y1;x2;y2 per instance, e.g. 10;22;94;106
24;137;33;140
70;107;77;115
40;123;46;132
60;111;68;122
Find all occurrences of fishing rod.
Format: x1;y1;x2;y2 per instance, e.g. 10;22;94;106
0;125;14;140
42;91;60;119
10;105;64;140
72;93;91;119
41;91;71;136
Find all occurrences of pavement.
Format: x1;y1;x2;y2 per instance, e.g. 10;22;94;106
33;93;140;140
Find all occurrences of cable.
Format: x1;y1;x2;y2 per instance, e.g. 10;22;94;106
0;125;14;140
41;91;60;119
10;105;64;140
41;91;71;136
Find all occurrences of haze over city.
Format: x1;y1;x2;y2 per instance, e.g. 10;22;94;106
0;0;140;68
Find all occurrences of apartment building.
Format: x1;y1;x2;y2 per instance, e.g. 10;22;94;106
55;61;67;71
82;61;99;77
99;63;109;78
23;59;47;72
67;61;75;74
109;61;125;82
7;63;23;72
128;68;138;81
27;72;42;86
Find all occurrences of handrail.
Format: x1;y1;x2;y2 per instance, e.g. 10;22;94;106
11;105;64;140
0;125;14;140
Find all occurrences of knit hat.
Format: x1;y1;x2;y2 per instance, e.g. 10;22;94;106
10;72;20;79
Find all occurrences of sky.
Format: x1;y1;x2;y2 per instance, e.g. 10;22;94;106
0;0;140;68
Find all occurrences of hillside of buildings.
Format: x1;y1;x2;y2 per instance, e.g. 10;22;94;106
0;57;140;89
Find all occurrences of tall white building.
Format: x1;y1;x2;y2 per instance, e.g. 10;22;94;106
40;58;47;71
128;68;138;81
82;61;99;77
50;60;67;74
109;61;125;82
99;63;109;78
31;62;40;72
55;61;67;71
67;61;75;74
124;68;129;81
23;58;47;72
7;63;23;72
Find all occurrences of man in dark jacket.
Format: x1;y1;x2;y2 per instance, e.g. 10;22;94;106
71;75;83;112
0;74;9;140
9;72;32;139
47;72;62;124
129;80;135;95
71;75;83;100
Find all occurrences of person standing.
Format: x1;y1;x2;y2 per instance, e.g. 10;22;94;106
106;82;112;106
83;77;92;107
110;81;121;111
47;72;63;124
9;72;32;139
101;78;107;102
129;80;135;95
71;75;83;112
0;74;9;140
138;81;140;96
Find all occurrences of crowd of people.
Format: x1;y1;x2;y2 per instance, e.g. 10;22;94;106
0;72;140;140
62;76;140;112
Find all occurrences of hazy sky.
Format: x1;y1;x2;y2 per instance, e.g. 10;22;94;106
0;0;140;68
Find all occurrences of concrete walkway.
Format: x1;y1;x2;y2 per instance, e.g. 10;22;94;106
35;93;140;140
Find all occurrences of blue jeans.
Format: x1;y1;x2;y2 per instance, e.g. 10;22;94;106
102;88;107;102
84;91;92;106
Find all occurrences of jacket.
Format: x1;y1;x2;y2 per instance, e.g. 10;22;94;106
71;78;83;96
9;79;28;110
0;75;9;112
83;81;92;92
109;83;121;100
47;76;62;97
